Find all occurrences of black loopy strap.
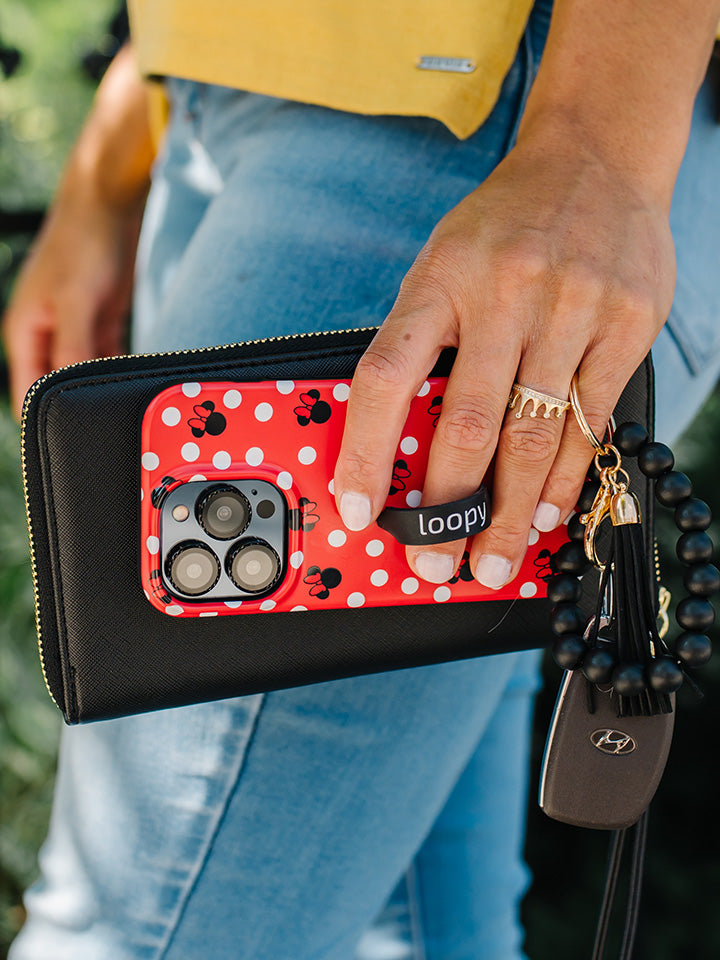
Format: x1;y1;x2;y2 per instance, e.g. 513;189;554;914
375;486;491;546
591;808;649;960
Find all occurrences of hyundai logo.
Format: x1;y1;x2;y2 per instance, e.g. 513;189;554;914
590;729;637;755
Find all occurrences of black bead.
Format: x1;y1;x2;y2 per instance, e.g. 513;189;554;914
647;657;684;694
576;480;601;514
612;663;647;697
566;513;585;543
637;441;674;478
613;421;649;457
654;471;692;507
552;634;586;670
554;541;590;575
674;498;712;532
683;562;720;597
550;602;586;636
582;646;617;684
676;596;715;632
547;573;583;604
675;631;712;668
676;531;714;564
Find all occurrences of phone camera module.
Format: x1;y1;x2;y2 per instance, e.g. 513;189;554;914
197;485;251;540
166;541;221;596
227;539;282;594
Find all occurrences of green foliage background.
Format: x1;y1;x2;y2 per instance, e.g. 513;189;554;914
0;3;718;958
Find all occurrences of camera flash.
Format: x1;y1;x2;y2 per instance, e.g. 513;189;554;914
172;504;190;522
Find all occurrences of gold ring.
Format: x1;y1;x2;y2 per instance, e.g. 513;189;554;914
568;375;605;451
508;382;570;420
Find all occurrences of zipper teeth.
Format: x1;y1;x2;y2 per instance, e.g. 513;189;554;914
19;327;375;708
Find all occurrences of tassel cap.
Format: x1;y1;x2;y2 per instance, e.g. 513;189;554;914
610;491;641;526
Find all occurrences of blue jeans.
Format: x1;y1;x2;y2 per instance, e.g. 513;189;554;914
11;5;720;959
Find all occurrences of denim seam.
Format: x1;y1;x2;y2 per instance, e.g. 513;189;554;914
153;693;268;960
405;861;428;960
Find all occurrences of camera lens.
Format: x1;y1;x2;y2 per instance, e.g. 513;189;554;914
227;539;282;594
197;485;251;540
166;541;221;596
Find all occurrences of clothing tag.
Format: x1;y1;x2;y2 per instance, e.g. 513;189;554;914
416;56;476;74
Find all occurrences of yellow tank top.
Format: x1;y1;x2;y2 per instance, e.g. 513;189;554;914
127;0;535;140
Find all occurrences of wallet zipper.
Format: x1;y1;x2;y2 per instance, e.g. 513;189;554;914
20;326;376;708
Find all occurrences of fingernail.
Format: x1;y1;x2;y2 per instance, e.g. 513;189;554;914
532;501;561;532
415;551;457;584
339;491;372;531
475;554;512;590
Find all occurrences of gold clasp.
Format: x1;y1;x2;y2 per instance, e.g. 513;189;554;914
579;444;634;569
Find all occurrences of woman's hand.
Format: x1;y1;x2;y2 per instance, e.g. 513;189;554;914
2;185;144;419
1;43;153;420
334;115;676;588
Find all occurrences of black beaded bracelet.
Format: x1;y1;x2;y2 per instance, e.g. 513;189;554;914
549;421;717;715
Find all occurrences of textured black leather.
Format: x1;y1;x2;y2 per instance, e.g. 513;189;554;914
21;329;655;723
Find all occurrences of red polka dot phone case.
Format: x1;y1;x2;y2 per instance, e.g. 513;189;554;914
141;377;569;618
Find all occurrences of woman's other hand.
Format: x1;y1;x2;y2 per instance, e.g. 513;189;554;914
1;44;154;420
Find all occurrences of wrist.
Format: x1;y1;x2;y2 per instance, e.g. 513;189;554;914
515;102;685;212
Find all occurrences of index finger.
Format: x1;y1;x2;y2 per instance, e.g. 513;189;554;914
333;304;451;530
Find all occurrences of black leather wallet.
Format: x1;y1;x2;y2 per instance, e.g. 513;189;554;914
20;327;655;723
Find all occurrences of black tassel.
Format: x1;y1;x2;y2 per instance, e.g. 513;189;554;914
586;492;675;718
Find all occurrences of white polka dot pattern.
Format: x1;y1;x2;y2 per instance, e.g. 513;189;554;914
406;490;422;508
400;436;418;455
223;389;242;408
161;407;181;426
212;450;231;470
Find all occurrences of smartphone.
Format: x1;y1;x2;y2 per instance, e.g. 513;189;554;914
140;377;569;617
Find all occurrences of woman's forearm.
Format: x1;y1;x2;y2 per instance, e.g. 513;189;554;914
519;0;720;208
59;43;155;212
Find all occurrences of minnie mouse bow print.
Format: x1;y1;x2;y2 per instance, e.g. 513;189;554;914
303;565;342;599
294;389;332;426
188;401;227;437
389;459;412;496
289;498;320;532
